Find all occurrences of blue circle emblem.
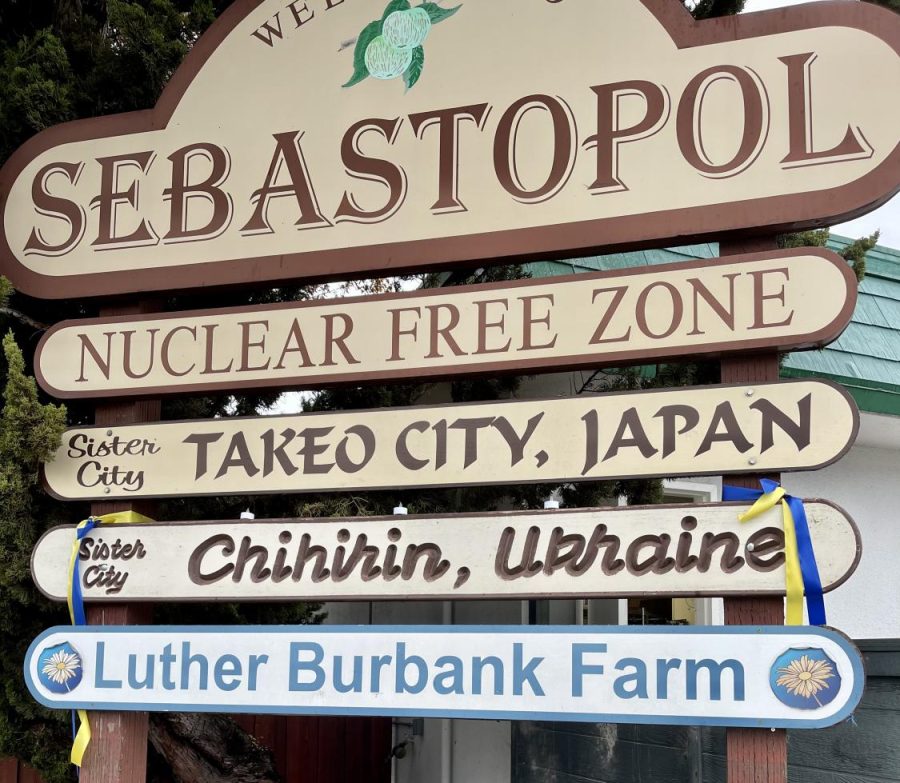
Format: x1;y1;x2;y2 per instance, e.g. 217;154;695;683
770;647;841;710
37;641;84;694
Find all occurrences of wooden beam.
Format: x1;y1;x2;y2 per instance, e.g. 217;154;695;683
720;239;787;783
80;304;159;783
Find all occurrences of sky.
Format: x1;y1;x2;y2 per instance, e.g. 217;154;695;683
742;0;900;246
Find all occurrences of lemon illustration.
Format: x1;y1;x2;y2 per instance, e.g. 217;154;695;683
364;35;414;79
382;7;432;50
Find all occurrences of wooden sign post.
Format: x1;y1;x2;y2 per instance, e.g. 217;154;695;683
720;239;786;783
81;303;158;783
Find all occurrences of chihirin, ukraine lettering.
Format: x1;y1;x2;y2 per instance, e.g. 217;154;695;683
186;518;785;589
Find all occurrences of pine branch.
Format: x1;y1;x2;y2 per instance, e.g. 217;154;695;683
0;307;47;331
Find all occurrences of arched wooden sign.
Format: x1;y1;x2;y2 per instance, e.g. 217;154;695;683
2;0;900;297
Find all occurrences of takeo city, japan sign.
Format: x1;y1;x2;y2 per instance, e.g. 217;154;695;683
25;625;864;729
30;502;861;603
34;249;856;399
2;0;900;297
41;380;858;501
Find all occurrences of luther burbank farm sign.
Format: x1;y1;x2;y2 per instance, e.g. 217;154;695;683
31;502;861;603
25;625;864;729
34;249;856;399
42;380;858;500
2;0;900;297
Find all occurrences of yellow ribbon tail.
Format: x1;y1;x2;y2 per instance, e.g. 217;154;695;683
71;710;91;766
93;511;154;526
781;499;804;625
67;510;153;766
738;487;803;625
737;486;786;523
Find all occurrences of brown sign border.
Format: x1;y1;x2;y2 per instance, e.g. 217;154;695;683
1;0;900;299
33;248;858;400
40;379;861;502
29;499;862;604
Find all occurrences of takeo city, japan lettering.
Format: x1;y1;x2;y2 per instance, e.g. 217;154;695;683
181;396;809;484
24;52;868;259
62;391;812;493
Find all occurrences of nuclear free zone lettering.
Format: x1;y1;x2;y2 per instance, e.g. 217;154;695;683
67;265;796;386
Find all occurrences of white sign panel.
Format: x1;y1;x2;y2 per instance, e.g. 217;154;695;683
25;625;863;729
30;502;861;603
41;380;859;501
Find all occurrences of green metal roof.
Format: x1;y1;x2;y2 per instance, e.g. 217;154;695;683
781;236;900;416
523;236;900;416
525;243;718;277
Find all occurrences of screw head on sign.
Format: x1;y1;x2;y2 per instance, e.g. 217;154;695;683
745;389;755;397
748;458;758;466
104;488;111;494
106;430;113;436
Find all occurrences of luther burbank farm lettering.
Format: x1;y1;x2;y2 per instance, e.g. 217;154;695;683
41;380;859;501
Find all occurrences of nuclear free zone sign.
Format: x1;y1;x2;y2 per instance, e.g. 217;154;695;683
25;626;863;729
41;380;858;500
34;250;856;399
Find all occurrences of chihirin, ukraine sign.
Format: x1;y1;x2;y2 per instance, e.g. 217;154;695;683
34;249;856;399
41;380;858;500
2;0;900;297
31;502;860;603
25;625;863;729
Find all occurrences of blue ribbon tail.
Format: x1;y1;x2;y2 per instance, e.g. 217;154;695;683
786;494;827;626
72;519;98;627
722;485;763;502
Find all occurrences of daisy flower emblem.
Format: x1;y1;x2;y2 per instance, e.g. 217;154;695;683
770;648;841;710
37;642;84;694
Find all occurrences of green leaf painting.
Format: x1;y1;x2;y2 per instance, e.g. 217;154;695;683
382;0;412;21
343;1;462;91
404;46;425;90
420;2;462;24
343;20;382;88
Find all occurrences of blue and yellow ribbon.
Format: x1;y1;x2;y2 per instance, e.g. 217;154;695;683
67;511;153;767
723;479;825;626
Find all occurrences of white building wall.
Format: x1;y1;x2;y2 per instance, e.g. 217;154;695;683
782;412;900;640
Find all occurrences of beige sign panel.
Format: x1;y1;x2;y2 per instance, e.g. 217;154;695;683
42;380;858;501
2;0;900;298
35;249;856;399
31;502;860;603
